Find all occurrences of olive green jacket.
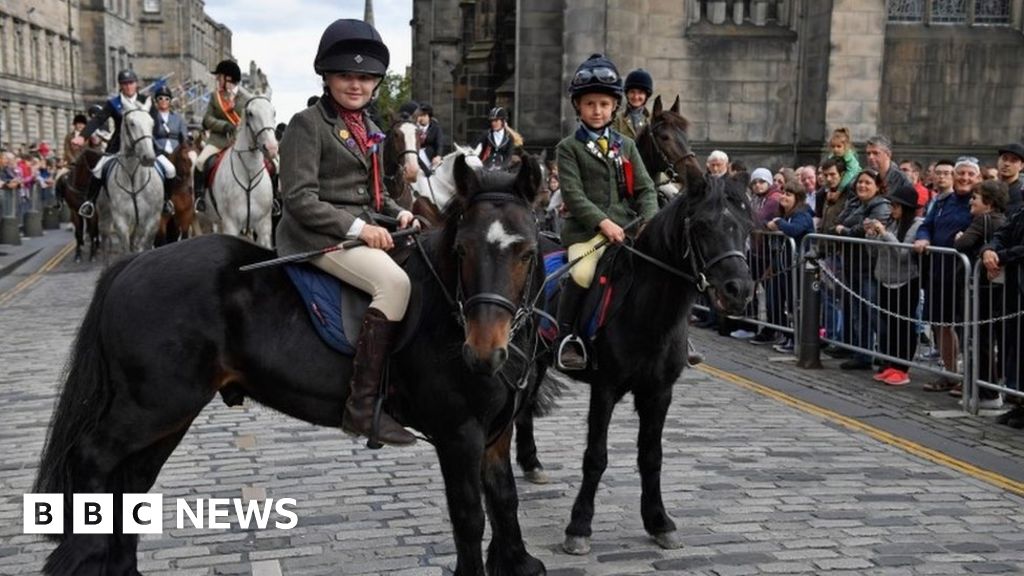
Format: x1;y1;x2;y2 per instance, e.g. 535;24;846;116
202;86;253;149
275;99;402;256
557;126;658;246
612;106;650;141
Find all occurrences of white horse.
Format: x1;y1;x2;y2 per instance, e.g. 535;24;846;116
410;143;481;215
98;108;164;257
201;96;279;247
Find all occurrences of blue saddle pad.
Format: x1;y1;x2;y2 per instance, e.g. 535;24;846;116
285;264;367;355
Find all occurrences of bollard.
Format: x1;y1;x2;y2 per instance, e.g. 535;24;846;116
22;184;43;237
796;255;822;369
1;188;21;246
42;205;61;229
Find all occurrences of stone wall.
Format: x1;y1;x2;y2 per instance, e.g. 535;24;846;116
880;25;1024;155
514;0;563;150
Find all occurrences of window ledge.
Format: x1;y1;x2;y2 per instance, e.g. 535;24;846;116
686;21;797;40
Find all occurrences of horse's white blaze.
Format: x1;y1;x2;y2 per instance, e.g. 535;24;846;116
486;220;523;250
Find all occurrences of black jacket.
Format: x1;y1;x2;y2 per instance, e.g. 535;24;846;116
83;94;149;155
420;119;445;160
983;207;1024;295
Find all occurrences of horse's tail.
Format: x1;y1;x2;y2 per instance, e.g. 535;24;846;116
34;255;138;504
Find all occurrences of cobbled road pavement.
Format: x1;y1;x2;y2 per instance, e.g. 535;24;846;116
2;250;1023;575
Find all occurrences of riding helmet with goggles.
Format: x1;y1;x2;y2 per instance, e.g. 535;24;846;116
624;69;654;96
568;54;623;102
488;107;509;121
314;19;390;77
154;85;173;100
212;60;242;84
117;69;138;84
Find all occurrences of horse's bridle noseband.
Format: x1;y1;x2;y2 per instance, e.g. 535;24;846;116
240;96;276;154
121;109;154;158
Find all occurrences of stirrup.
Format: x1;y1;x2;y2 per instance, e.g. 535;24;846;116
556;335;588;371
195;197;206;213
78;201;96;219
272;198;282;217
163;200;174;215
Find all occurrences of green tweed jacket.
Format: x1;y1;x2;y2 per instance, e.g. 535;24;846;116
275;98;402;256
557;126;658;246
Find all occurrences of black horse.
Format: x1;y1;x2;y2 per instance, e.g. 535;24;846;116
35;156;548;576
517;112;756;554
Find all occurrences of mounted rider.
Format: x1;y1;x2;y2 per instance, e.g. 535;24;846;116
75;69;175;218
275;18;418;447
151;84;190;214
612;68;653;141
475;106;525;170
555;54;658;371
194;59;253;212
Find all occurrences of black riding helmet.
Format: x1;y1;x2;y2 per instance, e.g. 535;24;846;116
314;19;390;77
568;54;623;103
624;69;653;96
212;60;242;84
488;107;508;121
73;114;88;125
398;100;420;120
154;85;173;100
117;69;138;84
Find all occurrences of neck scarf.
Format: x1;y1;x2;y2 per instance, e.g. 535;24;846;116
338;107;369;154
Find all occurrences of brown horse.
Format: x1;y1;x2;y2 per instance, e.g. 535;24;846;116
156;142;196;245
55;149;102;262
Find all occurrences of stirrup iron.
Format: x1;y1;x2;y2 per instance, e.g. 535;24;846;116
556;335;588;371
78;201;96;219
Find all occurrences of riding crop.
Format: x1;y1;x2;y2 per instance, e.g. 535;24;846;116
238;227;420;271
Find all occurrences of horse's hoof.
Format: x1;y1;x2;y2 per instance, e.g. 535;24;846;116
562;535;590;555
523;467;549;485
652;531;682;549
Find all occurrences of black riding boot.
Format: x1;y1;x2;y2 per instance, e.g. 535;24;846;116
344;308;416;448
162;180;174;215
194;170;207;213
556;280;588;371
78;176;103;218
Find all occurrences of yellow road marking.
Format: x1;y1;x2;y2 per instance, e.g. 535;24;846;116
0;242;75;308
697;363;1024;497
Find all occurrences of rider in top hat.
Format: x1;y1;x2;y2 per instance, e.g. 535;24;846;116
275;18;418;448
613;68;653;141
415;102;446;170
151;84;190;214
554;53;658;371
75;69;173;218
63;113;89;164
194;59;252;212
475;106;524;170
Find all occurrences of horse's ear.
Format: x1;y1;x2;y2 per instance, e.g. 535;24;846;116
653;95;663;115
453;154;478;199
514;155;542;204
670;95;680;114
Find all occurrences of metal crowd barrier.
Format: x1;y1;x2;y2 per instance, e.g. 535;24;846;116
694;230;799;341
970;264;1024;411
800;233;984;411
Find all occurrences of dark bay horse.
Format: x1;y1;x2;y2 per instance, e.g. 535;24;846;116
55;149;102;262
35;156;548;576
635;95;691;208
520;115;756;554
156;141;195;245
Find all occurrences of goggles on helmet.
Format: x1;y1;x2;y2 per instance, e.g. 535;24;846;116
571;67;619;87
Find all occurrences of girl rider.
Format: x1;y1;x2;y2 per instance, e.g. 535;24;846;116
275;19;418;447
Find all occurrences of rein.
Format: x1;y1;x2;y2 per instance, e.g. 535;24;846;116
224;96;275;234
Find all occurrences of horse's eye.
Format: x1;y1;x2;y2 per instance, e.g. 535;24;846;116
454;244;467;258
520;250;535;263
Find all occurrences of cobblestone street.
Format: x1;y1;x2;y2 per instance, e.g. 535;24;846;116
2;245;1023;575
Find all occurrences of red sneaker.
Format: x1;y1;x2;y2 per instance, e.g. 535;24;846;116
873;367;897;382
883;369;910;386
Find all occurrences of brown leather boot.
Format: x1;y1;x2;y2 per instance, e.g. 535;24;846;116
343;308;416;448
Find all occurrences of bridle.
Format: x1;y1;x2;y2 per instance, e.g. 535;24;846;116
645;118;693;184
415;190;539;341
382;121;420;193
238;96;277;154
120;109;154;160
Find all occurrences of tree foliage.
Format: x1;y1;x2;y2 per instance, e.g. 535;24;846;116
374;71;411;123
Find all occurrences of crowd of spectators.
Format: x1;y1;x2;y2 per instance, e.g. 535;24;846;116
689;132;1023;412
0;142;60;223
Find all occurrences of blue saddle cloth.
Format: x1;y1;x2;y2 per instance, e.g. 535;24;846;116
284;264;359;355
540;249;612;342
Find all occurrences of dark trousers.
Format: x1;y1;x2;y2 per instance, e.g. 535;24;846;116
878;278;920;371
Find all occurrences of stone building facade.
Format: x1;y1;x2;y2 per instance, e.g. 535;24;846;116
412;0;1024;167
0;0;267;154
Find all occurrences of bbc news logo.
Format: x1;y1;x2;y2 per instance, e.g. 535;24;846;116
24;494;298;534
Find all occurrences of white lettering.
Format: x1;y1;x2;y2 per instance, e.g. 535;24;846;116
207;498;231;529
274;498;298;529
176;498;203;529
233;499;274;530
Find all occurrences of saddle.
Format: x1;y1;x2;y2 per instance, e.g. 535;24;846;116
541;246;632;347
284;250;423;356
